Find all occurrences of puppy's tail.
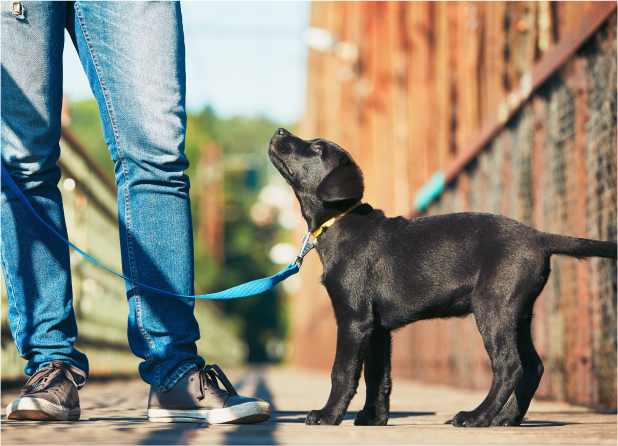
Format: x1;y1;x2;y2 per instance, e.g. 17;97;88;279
541;233;617;260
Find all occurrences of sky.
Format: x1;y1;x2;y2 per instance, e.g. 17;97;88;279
62;1;311;124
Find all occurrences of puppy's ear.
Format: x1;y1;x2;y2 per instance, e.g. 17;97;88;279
316;158;364;203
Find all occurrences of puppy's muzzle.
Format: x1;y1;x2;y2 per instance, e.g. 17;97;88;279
269;128;291;151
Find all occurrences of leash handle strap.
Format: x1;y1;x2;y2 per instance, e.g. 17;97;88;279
1;162;299;300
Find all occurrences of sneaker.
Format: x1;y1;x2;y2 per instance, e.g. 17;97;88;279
6;360;87;421
147;364;271;424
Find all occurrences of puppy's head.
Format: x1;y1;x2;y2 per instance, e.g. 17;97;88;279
268;128;364;206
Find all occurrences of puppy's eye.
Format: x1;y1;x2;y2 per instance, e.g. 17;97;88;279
312;144;322;154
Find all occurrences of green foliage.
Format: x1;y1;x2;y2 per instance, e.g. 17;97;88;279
68;100;115;183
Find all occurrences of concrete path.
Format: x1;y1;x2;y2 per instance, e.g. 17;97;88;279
2;367;616;445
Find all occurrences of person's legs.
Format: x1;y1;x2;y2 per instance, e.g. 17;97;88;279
1;1;89;377
66;1;204;390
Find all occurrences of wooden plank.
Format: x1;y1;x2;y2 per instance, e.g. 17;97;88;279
573;57;592;404
531;95;550;398
389;1;411;216
407;1;431;196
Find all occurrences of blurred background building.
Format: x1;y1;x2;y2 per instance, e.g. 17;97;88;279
294;1;617;408
1;1;616;410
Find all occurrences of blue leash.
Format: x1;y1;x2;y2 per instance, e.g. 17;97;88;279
1;162;307;300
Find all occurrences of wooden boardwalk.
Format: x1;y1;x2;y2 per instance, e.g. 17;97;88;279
2;366;616;445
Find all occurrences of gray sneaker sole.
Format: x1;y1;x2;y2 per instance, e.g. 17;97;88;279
147;401;271;424
6;397;80;421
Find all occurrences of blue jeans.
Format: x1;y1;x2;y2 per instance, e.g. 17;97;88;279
1;1;205;390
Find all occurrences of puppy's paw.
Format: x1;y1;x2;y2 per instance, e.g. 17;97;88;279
354;407;389;426
452;410;491;428
490;394;522;426
305;409;343;425
306;410;323;425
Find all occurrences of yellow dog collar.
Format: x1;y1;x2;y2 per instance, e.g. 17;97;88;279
312;201;362;238
292;202;362;266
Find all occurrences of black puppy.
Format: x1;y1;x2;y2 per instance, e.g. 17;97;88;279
268;128;617;428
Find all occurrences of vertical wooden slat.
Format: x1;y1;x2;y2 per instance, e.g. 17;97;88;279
407;2;431;196
455;1;482;150
390;1;410;216
572;56;591;404
433;2;452;171
531;94;550;398
481;1;507;126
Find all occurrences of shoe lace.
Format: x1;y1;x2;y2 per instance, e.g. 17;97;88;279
21;360;87;396
193;364;238;401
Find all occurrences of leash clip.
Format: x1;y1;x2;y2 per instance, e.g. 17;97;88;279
294;232;315;267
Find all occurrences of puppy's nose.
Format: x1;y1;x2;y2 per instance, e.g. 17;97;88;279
275;128;289;137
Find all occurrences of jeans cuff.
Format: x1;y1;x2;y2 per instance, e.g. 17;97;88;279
158;363;199;392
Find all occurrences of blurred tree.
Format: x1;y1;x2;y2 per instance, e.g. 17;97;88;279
68;100;115;183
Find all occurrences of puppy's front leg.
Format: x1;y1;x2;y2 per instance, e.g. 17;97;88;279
306;321;372;425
